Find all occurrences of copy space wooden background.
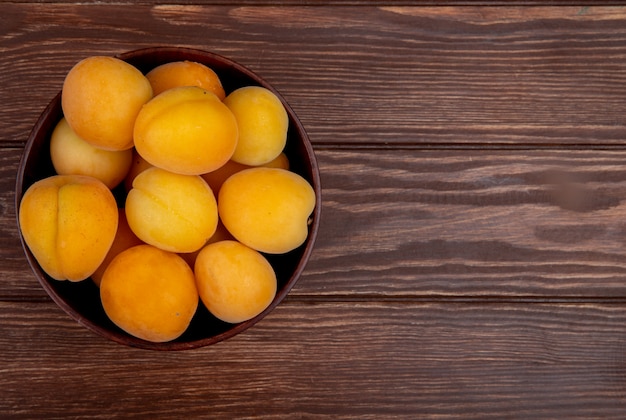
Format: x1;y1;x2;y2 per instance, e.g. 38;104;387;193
3;2;626;418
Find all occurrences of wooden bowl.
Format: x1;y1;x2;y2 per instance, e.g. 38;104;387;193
15;47;321;350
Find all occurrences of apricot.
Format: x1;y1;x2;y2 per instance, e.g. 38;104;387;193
91;211;144;287
224;86;288;166
201;152;289;195
50;118;133;189
62;56;153;151
100;244;198;342
134;86;238;175
125;167;218;253
146;60;226;100
18;175;118;281
194;240;276;323
218;167;315;254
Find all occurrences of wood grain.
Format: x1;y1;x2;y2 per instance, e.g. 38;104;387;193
6;1;626;6
7;147;626;300
306;148;626;298
2;5;626;147
3;3;626;418
2;301;626;418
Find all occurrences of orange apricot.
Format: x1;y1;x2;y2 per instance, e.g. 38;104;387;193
62;56;153;151
218;167;315;254
224;86;288;166
18;175;118;281
194;240;276;323
146;60;226;100
100;244;198;342
134;86;238;175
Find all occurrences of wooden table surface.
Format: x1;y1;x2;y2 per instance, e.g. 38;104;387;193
4;2;626;418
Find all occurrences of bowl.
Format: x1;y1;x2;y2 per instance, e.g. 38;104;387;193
15;47;321;350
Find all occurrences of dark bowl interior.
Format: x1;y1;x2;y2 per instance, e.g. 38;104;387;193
15;47;321;350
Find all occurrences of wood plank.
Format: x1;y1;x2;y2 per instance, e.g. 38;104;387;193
306;148;626;298
6;1;625;6
0;148;45;300
6;147;626;300
1;300;626;418
2;5;626;147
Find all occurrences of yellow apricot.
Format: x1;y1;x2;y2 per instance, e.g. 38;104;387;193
62;56;153;151
125;167;218;253
224;86;288;166
50;118;133;189
18;175;118;281
201;152;289;195
194;240;276;323
134;86;238;175
218;168;315;254
146;60;226;100
91;210;144;287
100;244;198;342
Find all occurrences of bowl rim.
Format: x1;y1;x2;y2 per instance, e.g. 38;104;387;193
15;46;322;351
